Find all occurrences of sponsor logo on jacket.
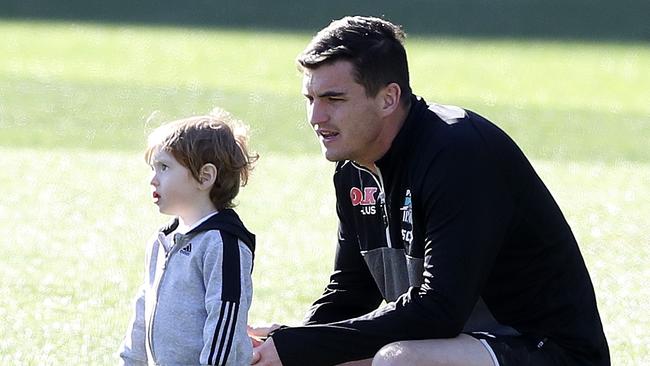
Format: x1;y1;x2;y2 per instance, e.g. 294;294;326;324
401;189;413;245
350;187;378;215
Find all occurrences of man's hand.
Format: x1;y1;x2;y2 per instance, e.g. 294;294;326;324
251;336;282;365
248;324;282;347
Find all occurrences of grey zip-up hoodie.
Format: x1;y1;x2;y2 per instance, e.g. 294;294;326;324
119;209;255;366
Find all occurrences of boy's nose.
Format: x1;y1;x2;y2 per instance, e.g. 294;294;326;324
149;173;159;186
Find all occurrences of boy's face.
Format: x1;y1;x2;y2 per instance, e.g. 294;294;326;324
149;148;203;220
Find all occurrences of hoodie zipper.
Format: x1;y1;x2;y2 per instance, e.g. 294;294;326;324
351;162;393;248
147;235;177;362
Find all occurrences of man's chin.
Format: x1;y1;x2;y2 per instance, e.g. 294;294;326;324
324;156;341;162
322;149;346;162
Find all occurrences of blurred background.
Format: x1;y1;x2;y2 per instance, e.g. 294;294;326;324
2;0;649;40
1;1;648;365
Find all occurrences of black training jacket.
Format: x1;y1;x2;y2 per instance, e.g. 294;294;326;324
271;96;610;365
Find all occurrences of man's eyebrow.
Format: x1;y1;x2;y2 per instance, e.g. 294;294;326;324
317;91;346;98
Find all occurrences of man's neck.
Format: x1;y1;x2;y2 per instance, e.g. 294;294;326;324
355;103;410;172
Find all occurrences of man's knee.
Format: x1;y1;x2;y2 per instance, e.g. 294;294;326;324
371;336;494;366
372;341;412;366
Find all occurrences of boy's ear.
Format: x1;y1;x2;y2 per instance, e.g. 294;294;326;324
198;163;217;190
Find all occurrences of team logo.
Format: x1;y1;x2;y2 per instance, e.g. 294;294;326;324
401;189;413;245
350;187;378;215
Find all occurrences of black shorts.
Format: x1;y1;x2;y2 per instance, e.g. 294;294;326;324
467;332;571;366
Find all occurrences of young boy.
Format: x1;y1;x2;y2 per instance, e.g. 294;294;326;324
119;109;258;365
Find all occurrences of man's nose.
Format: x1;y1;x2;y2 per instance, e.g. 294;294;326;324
309;100;328;126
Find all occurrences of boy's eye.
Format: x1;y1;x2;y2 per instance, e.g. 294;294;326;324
151;162;168;172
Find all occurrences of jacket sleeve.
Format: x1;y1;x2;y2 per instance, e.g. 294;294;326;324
200;232;253;366
271;141;514;365
302;197;383;325
118;238;152;366
118;285;148;366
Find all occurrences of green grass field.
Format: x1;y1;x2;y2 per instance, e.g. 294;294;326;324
1;20;648;365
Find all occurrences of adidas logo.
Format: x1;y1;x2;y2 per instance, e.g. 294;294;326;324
180;243;192;256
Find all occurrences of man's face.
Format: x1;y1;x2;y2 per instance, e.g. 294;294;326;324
302;60;385;166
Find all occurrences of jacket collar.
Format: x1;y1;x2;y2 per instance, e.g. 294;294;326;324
375;95;429;171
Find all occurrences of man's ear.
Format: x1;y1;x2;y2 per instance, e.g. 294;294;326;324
377;82;401;117
198;163;217;190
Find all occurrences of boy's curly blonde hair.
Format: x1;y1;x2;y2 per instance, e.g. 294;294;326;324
145;108;258;210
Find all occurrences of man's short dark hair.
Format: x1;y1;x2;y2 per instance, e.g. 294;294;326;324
297;16;412;106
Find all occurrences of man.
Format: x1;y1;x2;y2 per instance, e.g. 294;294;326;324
250;16;609;366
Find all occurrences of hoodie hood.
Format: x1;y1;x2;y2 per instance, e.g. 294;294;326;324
160;209;256;255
